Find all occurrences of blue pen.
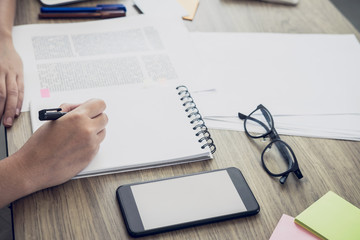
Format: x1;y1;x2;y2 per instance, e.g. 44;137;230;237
41;4;126;13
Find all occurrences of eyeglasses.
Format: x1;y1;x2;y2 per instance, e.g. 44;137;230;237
238;104;303;184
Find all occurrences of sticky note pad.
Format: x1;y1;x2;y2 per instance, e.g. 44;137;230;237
40;88;50;98
269;214;320;240
177;0;199;21
295;191;360;240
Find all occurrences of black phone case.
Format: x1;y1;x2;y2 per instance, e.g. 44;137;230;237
116;167;260;237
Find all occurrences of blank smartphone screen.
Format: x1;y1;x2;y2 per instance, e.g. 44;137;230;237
130;170;247;230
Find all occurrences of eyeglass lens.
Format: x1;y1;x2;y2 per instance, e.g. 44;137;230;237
262;140;295;175
245;107;273;137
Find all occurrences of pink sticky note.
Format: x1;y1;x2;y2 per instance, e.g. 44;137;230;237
40;88;50;98
269;214;321;240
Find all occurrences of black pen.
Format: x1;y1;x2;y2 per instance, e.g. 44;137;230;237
39;108;67;121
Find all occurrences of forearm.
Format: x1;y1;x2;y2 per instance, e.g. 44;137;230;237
0;0;16;39
0;0;24;127
0;99;107;207
0;153;34;208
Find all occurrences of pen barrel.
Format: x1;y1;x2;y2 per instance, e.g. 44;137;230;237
40;5;126;13
38;11;126;19
100;11;126;18
43;112;66;120
41;7;101;13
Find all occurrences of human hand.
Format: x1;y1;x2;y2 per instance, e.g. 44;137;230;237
0;37;24;127
13;98;108;192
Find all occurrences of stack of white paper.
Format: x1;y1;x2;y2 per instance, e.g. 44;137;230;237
190;32;360;141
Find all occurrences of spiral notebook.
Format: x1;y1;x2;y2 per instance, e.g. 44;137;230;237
30;83;216;178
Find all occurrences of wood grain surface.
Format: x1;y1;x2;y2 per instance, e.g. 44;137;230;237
8;0;360;239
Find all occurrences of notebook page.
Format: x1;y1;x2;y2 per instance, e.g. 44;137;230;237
30;83;212;177
13;16;205;112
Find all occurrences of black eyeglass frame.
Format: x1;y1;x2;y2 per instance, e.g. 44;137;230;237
238;104;303;184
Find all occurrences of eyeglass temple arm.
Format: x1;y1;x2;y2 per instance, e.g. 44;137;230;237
294;169;303;179
260;108;272;126
238;112;247;120
279;174;289;184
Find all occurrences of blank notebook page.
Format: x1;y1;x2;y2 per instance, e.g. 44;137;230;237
30;83;212;177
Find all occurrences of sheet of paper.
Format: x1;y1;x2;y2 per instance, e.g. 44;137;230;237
12;15;204;112
191;32;360;116
189;31;360;141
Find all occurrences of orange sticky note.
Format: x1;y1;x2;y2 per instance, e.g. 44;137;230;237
177;0;199;21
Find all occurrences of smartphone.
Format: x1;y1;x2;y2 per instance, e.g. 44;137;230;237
116;167;260;237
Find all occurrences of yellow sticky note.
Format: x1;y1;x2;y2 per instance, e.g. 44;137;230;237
177;0;199;21
295;191;360;240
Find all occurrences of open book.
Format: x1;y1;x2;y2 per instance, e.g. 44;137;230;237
30;83;215;178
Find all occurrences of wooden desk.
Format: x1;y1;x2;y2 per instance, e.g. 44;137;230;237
9;0;360;239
